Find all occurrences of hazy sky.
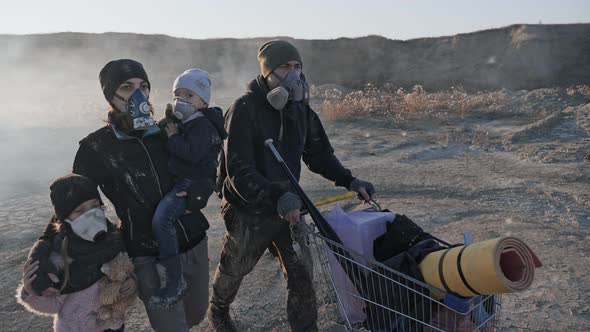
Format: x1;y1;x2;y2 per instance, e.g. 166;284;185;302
1;0;588;40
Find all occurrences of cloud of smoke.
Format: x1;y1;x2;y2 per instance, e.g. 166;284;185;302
0;25;588;199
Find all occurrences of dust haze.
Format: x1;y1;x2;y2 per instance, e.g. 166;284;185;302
0;33;261;200
2;24;589;199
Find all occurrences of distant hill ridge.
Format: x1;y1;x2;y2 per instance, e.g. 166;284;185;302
1;24;589;92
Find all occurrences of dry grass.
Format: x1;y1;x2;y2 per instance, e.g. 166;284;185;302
566;85;590;98
319;84;509;121
510;25;531;47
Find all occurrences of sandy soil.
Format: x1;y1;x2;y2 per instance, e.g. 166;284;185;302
1;89;589;331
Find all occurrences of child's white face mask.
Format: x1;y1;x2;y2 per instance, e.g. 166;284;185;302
65;208;107;242
173;97;205;123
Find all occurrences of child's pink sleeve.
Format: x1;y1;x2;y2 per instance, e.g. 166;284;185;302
16;284;65;316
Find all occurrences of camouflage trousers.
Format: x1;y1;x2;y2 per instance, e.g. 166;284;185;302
210;203;318;332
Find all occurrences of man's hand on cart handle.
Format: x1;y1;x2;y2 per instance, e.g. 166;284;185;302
286;209;300;225
349;178;376;203
277;191;303;224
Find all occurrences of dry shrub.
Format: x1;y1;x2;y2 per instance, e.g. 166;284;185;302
319;84;508;120
566;85;590;98
510;25;531;47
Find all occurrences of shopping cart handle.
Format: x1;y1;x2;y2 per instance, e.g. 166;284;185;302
264;139;283;162
299;192;356;216
264;138;343;244
314;192;356;207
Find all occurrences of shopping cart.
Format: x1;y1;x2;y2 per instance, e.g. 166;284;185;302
306;218;502;332
264;138;502;331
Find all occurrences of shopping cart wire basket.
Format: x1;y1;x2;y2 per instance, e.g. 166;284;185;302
308;226;501;331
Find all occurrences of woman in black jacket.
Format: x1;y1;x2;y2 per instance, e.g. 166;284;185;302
30;59;211;332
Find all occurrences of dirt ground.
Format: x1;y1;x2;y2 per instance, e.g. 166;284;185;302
1;89;589;331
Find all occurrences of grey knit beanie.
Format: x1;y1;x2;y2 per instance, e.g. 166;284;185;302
173;68;212;104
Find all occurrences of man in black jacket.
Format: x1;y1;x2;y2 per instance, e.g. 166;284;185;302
208;40;375;332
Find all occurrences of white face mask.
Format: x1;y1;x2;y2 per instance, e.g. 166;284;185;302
173;97;204;123
65;208;108;242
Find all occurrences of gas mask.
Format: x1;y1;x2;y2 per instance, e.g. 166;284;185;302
266;70;310;110
64;208;108;242
114;88;156;130
173;97;203;123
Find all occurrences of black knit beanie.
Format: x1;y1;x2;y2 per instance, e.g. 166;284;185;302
99;59;150;103
50;174;101;221
257;40;302;78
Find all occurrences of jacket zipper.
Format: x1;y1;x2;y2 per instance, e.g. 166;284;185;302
176;218;190;242
135;137;189;243
127;208;134;240
134;137;163;198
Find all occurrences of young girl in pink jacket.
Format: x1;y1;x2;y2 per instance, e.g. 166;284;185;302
16;174;136;332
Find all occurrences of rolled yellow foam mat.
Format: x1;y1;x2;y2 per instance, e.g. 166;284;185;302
419;236;542;297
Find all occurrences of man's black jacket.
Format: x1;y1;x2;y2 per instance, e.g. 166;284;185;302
220;75;355;215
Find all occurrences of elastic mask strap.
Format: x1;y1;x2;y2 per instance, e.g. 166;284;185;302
111;93;127;113
279;108;284;142
113;93;127;102
271;71;282;83
270;71;287;89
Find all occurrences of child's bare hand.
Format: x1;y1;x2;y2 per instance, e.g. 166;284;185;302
287;209;300;225
165;123;178;137
22;258;39;295
41;287;60;297
22;258;60;297
44;274;60;295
